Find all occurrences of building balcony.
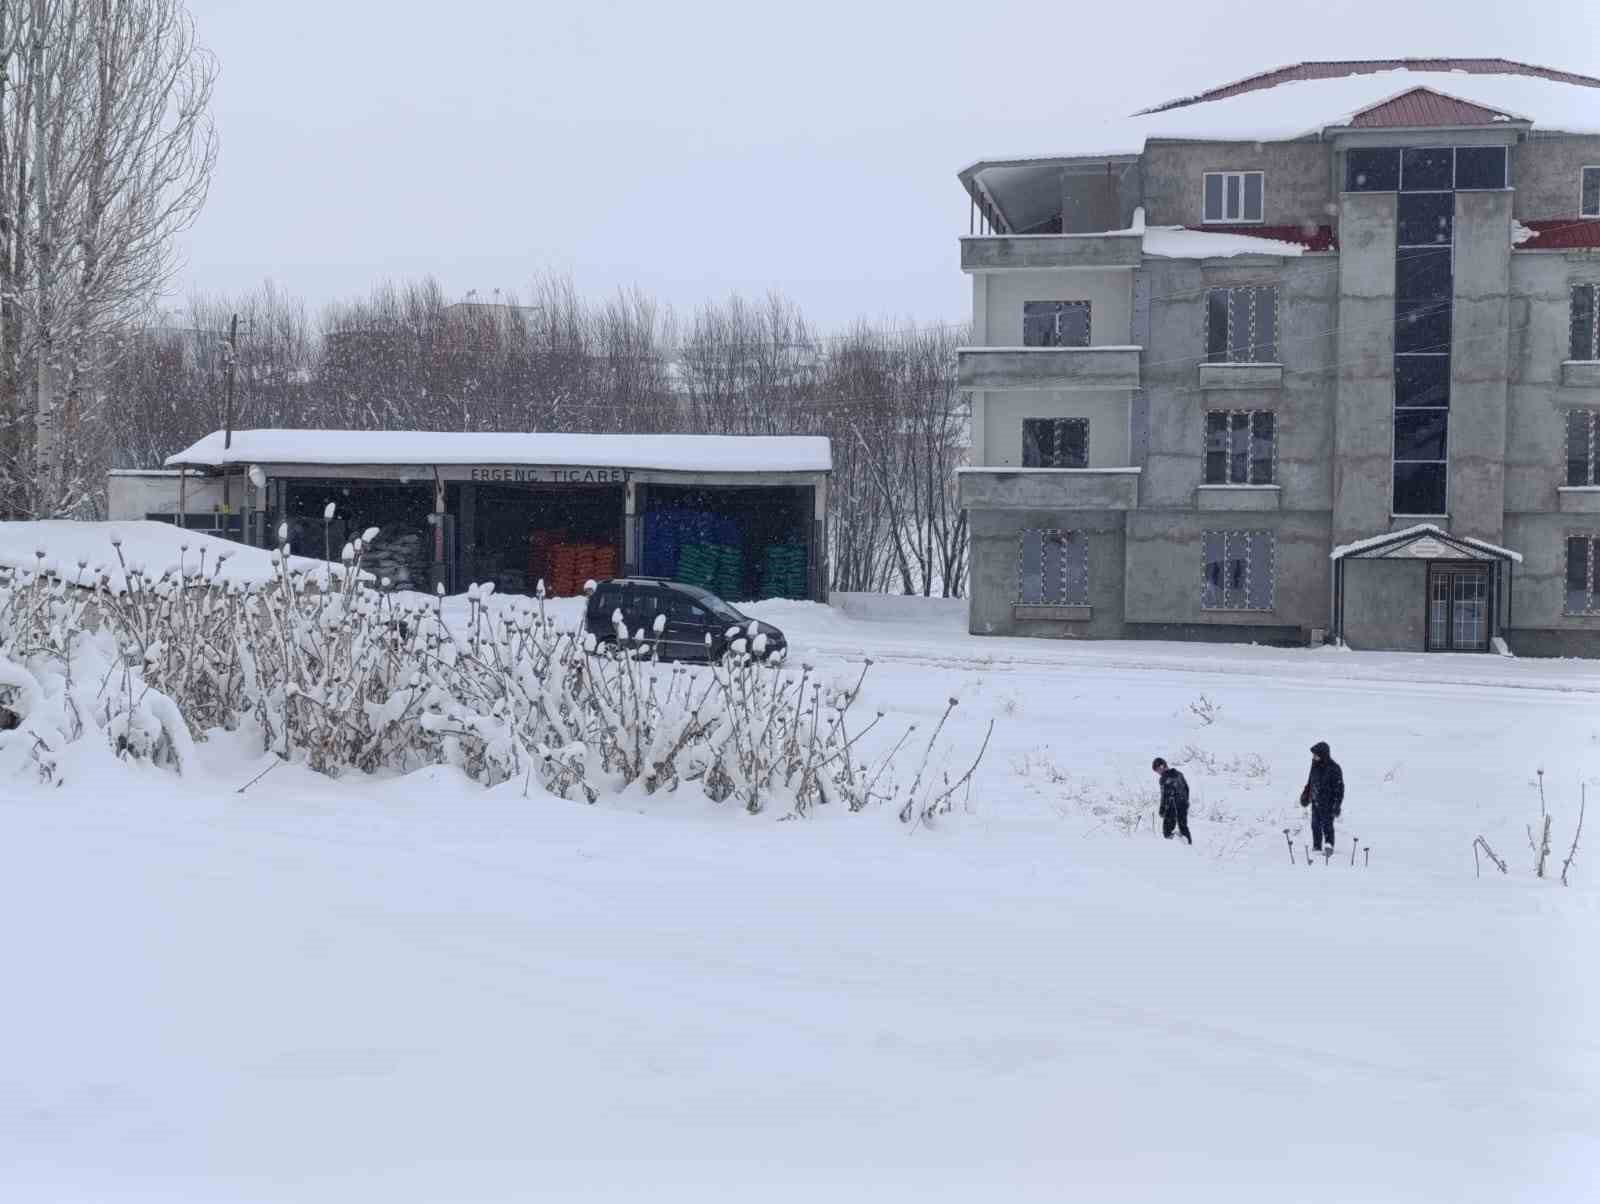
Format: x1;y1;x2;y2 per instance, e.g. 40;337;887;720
957;466;1140;511
958;346;1141;391
960;233;1143;272
1197;362;1283;390
1562;360;1600;389
1558;486;1600;514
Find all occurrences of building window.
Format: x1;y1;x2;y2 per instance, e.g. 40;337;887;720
1022;417;1089;469
1393;190;1454;518
1018;529;1089;606
1572;284;1599;361
1345;145;1506;193
1583;167;1600;218
1022;300;1090;348
1202;171;1264;223
1566;535;1600;614
1205;285;1278;362
1204;412;1275;485
1568;410;1600;486
1202;530;1274;611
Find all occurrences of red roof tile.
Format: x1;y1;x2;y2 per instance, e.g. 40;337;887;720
1349;87;1520;128
1516;219;1600;250
1185;224;1339;252
1146;59;1600;114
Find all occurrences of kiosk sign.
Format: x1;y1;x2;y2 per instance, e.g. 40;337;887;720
468;467;625;484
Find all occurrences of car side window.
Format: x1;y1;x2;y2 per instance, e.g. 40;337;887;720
661;593;701;621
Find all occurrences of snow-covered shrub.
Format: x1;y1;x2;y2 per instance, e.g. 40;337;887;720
0;535;991;819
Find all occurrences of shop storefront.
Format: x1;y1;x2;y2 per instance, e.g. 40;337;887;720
120;430;832;601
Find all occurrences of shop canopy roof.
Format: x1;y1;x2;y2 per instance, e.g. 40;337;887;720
166;430;834;474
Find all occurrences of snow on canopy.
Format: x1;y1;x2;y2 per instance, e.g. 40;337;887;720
0;521;352;593
962;68;1600;167
166;430;834;474
1330;523;1523;563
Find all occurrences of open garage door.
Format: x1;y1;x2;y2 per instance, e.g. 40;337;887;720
455;482;624;597
284;480;435;590
640;484;815;602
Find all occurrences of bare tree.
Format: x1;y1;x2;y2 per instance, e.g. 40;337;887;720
0;0;216;516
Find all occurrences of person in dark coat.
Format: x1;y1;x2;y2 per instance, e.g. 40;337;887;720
1300;741;1344;852
1151;757;1192;844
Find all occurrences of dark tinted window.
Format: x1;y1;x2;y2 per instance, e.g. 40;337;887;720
1397;194;1453;246
1394;410;1448;461
1568;410;1593;486
1401;147;1454;191
1206;290;1230;361
1022;417;1088;469
1573;285;1598;360
1395;355;1451;408
1346;148;1400;192
1453;146;1506;190
591;586;622;616
1250;412;1275;485
1395;248;1452;303
1584;167;1600;217
1568;537;1593;613
1204;412;1229;483
1392;462;1447;515
1395;302;1452;354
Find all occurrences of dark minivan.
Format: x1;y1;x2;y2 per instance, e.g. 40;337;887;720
584;577;787;663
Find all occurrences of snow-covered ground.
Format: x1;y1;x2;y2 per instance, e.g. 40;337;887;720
2;593;1596;1201
0;519;345;590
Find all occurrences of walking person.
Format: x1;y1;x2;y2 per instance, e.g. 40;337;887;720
1300;741;1344;853
1151;757;1192;844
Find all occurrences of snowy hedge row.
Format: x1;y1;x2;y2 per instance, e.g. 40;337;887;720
0;534;988;820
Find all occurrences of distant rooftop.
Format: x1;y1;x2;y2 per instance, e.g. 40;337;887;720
165;429;834;474
1143;58;1600;114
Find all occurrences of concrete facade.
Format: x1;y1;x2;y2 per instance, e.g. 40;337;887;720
957;64;1600;655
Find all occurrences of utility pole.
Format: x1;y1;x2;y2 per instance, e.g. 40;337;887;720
221;313;239;516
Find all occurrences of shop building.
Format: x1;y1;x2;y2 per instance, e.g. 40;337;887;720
113;430;831;601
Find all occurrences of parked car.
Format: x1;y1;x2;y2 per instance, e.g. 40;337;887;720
584;577;787;663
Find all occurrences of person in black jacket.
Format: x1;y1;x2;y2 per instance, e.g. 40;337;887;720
1300;741;1344;852
1151;757;1192;844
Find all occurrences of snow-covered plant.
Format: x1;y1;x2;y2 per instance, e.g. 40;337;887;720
0;536;993;820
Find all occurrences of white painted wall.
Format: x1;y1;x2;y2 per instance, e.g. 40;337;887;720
979;269;1134;347
981;389;1132;468
107;472;255;520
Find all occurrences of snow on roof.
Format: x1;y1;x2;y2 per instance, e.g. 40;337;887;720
963;68;1600;167
1330;523;1522;563
166;430;834;474
0;520;351;593
1142;227;1309;259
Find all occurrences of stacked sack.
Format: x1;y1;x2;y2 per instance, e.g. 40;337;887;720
548;541;618;596
757;543;807;599
366;527;427;589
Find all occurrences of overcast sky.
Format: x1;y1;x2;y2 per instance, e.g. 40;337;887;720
178;0;1600;333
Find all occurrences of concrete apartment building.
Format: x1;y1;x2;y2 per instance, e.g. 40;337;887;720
957;59;1600;655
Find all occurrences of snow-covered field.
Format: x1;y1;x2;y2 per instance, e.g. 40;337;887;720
2;592;1597;1201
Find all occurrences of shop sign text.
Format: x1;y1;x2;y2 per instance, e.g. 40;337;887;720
468;467;625;484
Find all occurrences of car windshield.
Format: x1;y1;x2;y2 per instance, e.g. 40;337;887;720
675;583;745;623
